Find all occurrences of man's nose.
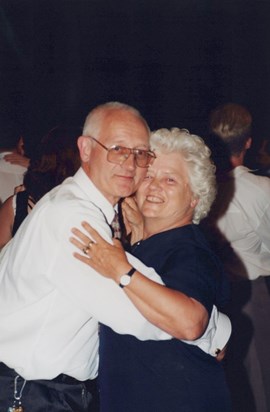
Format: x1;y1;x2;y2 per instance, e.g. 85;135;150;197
122;153;136;169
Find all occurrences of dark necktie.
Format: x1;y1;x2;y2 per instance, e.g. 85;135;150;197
111;211;122;239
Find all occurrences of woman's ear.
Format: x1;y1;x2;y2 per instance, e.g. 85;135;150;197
77;136;92;163
191;199;198;209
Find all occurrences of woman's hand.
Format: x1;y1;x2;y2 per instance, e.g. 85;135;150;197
121;197;144;244
70;221;132;283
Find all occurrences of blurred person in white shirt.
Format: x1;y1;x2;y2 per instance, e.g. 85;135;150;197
0;128;29;205
206;103;270;412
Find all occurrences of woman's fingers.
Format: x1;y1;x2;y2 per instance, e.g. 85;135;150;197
71;222;103;246
81;221;105;243
123;196;137;209
70;223;129;280
70;235;86;251
71;227;90;245
122;201;135;216
70;222;114;258
73;252;94;267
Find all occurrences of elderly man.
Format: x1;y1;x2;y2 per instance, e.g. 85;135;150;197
0;102;164;411
0;102;229;412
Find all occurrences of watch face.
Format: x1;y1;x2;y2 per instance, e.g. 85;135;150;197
120;274;131;286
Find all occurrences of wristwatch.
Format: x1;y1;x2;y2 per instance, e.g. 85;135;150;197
119;267;136;288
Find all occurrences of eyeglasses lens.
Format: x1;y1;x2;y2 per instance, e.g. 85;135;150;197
107;146;153;168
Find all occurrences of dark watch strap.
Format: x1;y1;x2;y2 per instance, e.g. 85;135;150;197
119;267;136;288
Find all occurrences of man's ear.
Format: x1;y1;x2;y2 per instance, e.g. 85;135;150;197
245;137;252;150
77;136;92;162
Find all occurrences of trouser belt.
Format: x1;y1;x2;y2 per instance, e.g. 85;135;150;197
0;362;96;388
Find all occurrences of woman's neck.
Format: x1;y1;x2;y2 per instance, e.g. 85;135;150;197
143;217;192;239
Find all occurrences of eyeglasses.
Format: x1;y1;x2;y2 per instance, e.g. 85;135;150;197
89;136;156;168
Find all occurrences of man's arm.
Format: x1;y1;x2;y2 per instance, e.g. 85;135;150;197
4;152;30;169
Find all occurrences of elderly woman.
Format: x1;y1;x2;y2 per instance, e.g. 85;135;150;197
70;128;231;412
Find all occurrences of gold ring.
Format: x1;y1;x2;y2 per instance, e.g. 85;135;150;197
87;240;94;248
83;246;90;255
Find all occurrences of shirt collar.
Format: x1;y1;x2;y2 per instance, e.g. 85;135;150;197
73;167;116;225
232;165;254;177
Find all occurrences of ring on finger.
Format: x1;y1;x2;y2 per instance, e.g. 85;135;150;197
87;240;95;248
83;246;90;255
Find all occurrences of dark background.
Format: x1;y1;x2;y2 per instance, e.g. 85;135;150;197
0;0;270;163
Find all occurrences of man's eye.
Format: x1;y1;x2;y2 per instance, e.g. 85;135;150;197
113;146;122;152
136;149;145;156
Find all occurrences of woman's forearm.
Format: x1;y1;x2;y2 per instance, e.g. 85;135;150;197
115;266;208;340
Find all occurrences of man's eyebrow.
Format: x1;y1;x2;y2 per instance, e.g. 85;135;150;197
110;142;150;150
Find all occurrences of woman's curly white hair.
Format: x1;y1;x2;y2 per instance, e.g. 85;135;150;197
150;127;216;224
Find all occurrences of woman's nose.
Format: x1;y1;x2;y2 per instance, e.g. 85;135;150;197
149;177;160;189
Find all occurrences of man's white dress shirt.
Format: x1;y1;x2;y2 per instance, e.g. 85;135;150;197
0;152;27;205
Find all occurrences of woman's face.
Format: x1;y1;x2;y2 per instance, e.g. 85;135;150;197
136;151;197;229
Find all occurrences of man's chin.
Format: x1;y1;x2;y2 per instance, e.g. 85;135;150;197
116;184;136;198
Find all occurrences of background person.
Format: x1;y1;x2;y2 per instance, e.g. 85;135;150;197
0;125;81;250
206;103;270;412
0;129;30;205
70;128;232;412
255;138;270;177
